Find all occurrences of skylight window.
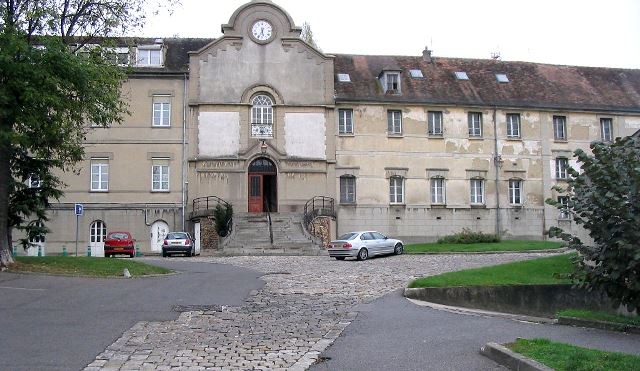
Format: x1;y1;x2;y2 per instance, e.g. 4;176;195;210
337;73;351;82
496;73;509;83
454;71;469;80
409;69;424;78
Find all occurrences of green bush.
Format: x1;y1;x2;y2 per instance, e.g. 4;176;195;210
437;228;500;244
213;203;233;237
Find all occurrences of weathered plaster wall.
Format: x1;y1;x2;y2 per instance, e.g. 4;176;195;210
198;112;240;157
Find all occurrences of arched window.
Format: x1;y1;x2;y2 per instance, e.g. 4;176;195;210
251;94;273;138
90;220;107;243
248;157;276;173
29;221;46;243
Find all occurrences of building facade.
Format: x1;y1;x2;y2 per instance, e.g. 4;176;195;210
17;0;640;254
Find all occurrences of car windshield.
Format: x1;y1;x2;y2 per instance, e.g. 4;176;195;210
337;233;358;240
166;232;188;240
108;233;129;240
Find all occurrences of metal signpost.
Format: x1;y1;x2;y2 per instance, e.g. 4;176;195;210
74;203;83;256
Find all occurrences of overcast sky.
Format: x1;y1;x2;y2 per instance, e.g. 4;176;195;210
141;0;640;69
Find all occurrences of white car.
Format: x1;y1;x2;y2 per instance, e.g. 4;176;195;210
327;231;404;261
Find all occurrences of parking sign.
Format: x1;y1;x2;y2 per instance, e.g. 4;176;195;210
74;203;84;216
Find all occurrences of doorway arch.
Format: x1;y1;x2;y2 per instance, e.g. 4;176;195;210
248;157;277;213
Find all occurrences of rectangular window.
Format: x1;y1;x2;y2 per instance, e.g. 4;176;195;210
430;177;445;204
555;158;569;179
558;196;570;219
387;110;402;135
28;175;41;188
338;109;353;134
389;177;404;204
152;97;171;127
340;176;356;203
506;113;521;138
385;72;400;93
137;47;162;66
553;115;567;140
90;159;109;191
468;112;483;137
600;118;613;142
428;111;443;136
470;179;484;204
152;162;169;191
509;179;523;205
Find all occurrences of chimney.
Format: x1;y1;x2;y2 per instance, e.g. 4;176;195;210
423;47;433;63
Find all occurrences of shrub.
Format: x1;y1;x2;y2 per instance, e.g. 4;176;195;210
437;228;500;244
213;203;233;237
547;136;640;312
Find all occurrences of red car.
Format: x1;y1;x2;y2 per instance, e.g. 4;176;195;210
104;231;136;258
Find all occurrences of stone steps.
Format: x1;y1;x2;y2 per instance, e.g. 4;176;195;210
221;212;323;255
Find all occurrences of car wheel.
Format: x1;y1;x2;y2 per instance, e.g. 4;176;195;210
394;243;404;255
105;253;110;258
356;248;368;261
162;250;167;257
335;257;345;260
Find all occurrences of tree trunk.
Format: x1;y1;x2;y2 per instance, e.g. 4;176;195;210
0;144;14;267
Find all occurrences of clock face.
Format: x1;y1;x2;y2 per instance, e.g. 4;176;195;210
252;20;273;41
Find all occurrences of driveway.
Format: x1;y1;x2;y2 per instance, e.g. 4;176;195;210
0;259;263;371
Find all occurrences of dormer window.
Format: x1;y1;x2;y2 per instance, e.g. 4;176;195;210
382;71;401;94
137;45;163;66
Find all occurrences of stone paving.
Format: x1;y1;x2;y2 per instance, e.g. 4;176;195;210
84;253;555;370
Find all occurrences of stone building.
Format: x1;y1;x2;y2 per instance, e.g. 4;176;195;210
16;0;640;254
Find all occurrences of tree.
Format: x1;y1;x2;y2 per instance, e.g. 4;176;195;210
300;21;319;50
547;136;640;312
0;0;175;267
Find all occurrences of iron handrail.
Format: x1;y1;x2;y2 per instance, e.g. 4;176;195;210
303;196;335;229
192;195;230;211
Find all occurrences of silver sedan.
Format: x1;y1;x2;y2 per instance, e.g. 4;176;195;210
327;231;404;261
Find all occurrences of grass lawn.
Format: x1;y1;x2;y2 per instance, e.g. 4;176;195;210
10;256;172;277
507;338;640;371
409;253;575;288
405;240;564;253
557;309;640;327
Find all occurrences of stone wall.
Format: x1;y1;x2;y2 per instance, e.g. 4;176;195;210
200;218;219;250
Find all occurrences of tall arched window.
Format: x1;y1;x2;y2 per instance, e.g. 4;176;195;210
90;220;107;243
251;94;273;138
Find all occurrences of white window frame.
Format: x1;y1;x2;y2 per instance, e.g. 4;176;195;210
90;220;107;243
506;113;521;138
600;118;613;142
339;176;356;204
553;115;567;140
29;221;45;243
470;178;485;205
558;196;570;220
137;47;162;66
430;177;445;204
90;159;109;192
152;163;170;192
28;175;41;188
338;109;353;134
251;94;274;138
387;110;402;135
428;111;443;136
385;72;401;93
468;112;483;137
555;157;569;180
152;100;171;127
509;179;523;205
389;176;404;204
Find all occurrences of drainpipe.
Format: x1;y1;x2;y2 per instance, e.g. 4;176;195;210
181;73;188;231
492;107;501;237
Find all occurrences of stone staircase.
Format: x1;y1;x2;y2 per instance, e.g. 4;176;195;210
220;212;325;256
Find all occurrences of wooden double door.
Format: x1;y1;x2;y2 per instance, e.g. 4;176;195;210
248;158;277;213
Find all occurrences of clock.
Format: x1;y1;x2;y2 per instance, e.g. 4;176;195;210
251;20;273;42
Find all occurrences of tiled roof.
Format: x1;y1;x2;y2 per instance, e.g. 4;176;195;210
334;54;640;113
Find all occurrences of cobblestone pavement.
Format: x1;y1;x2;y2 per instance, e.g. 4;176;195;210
84;253;556;371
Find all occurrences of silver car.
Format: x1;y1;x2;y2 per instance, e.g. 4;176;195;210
327;231;404;261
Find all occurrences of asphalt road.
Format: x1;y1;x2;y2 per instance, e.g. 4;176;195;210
0;258;263;371
310;289;640;371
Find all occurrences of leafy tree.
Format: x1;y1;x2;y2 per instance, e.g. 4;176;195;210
547;136;640;311
0;0;175;267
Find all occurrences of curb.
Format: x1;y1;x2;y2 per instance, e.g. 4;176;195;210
405;247;569;255
480;342;553;371
557;316;640;335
